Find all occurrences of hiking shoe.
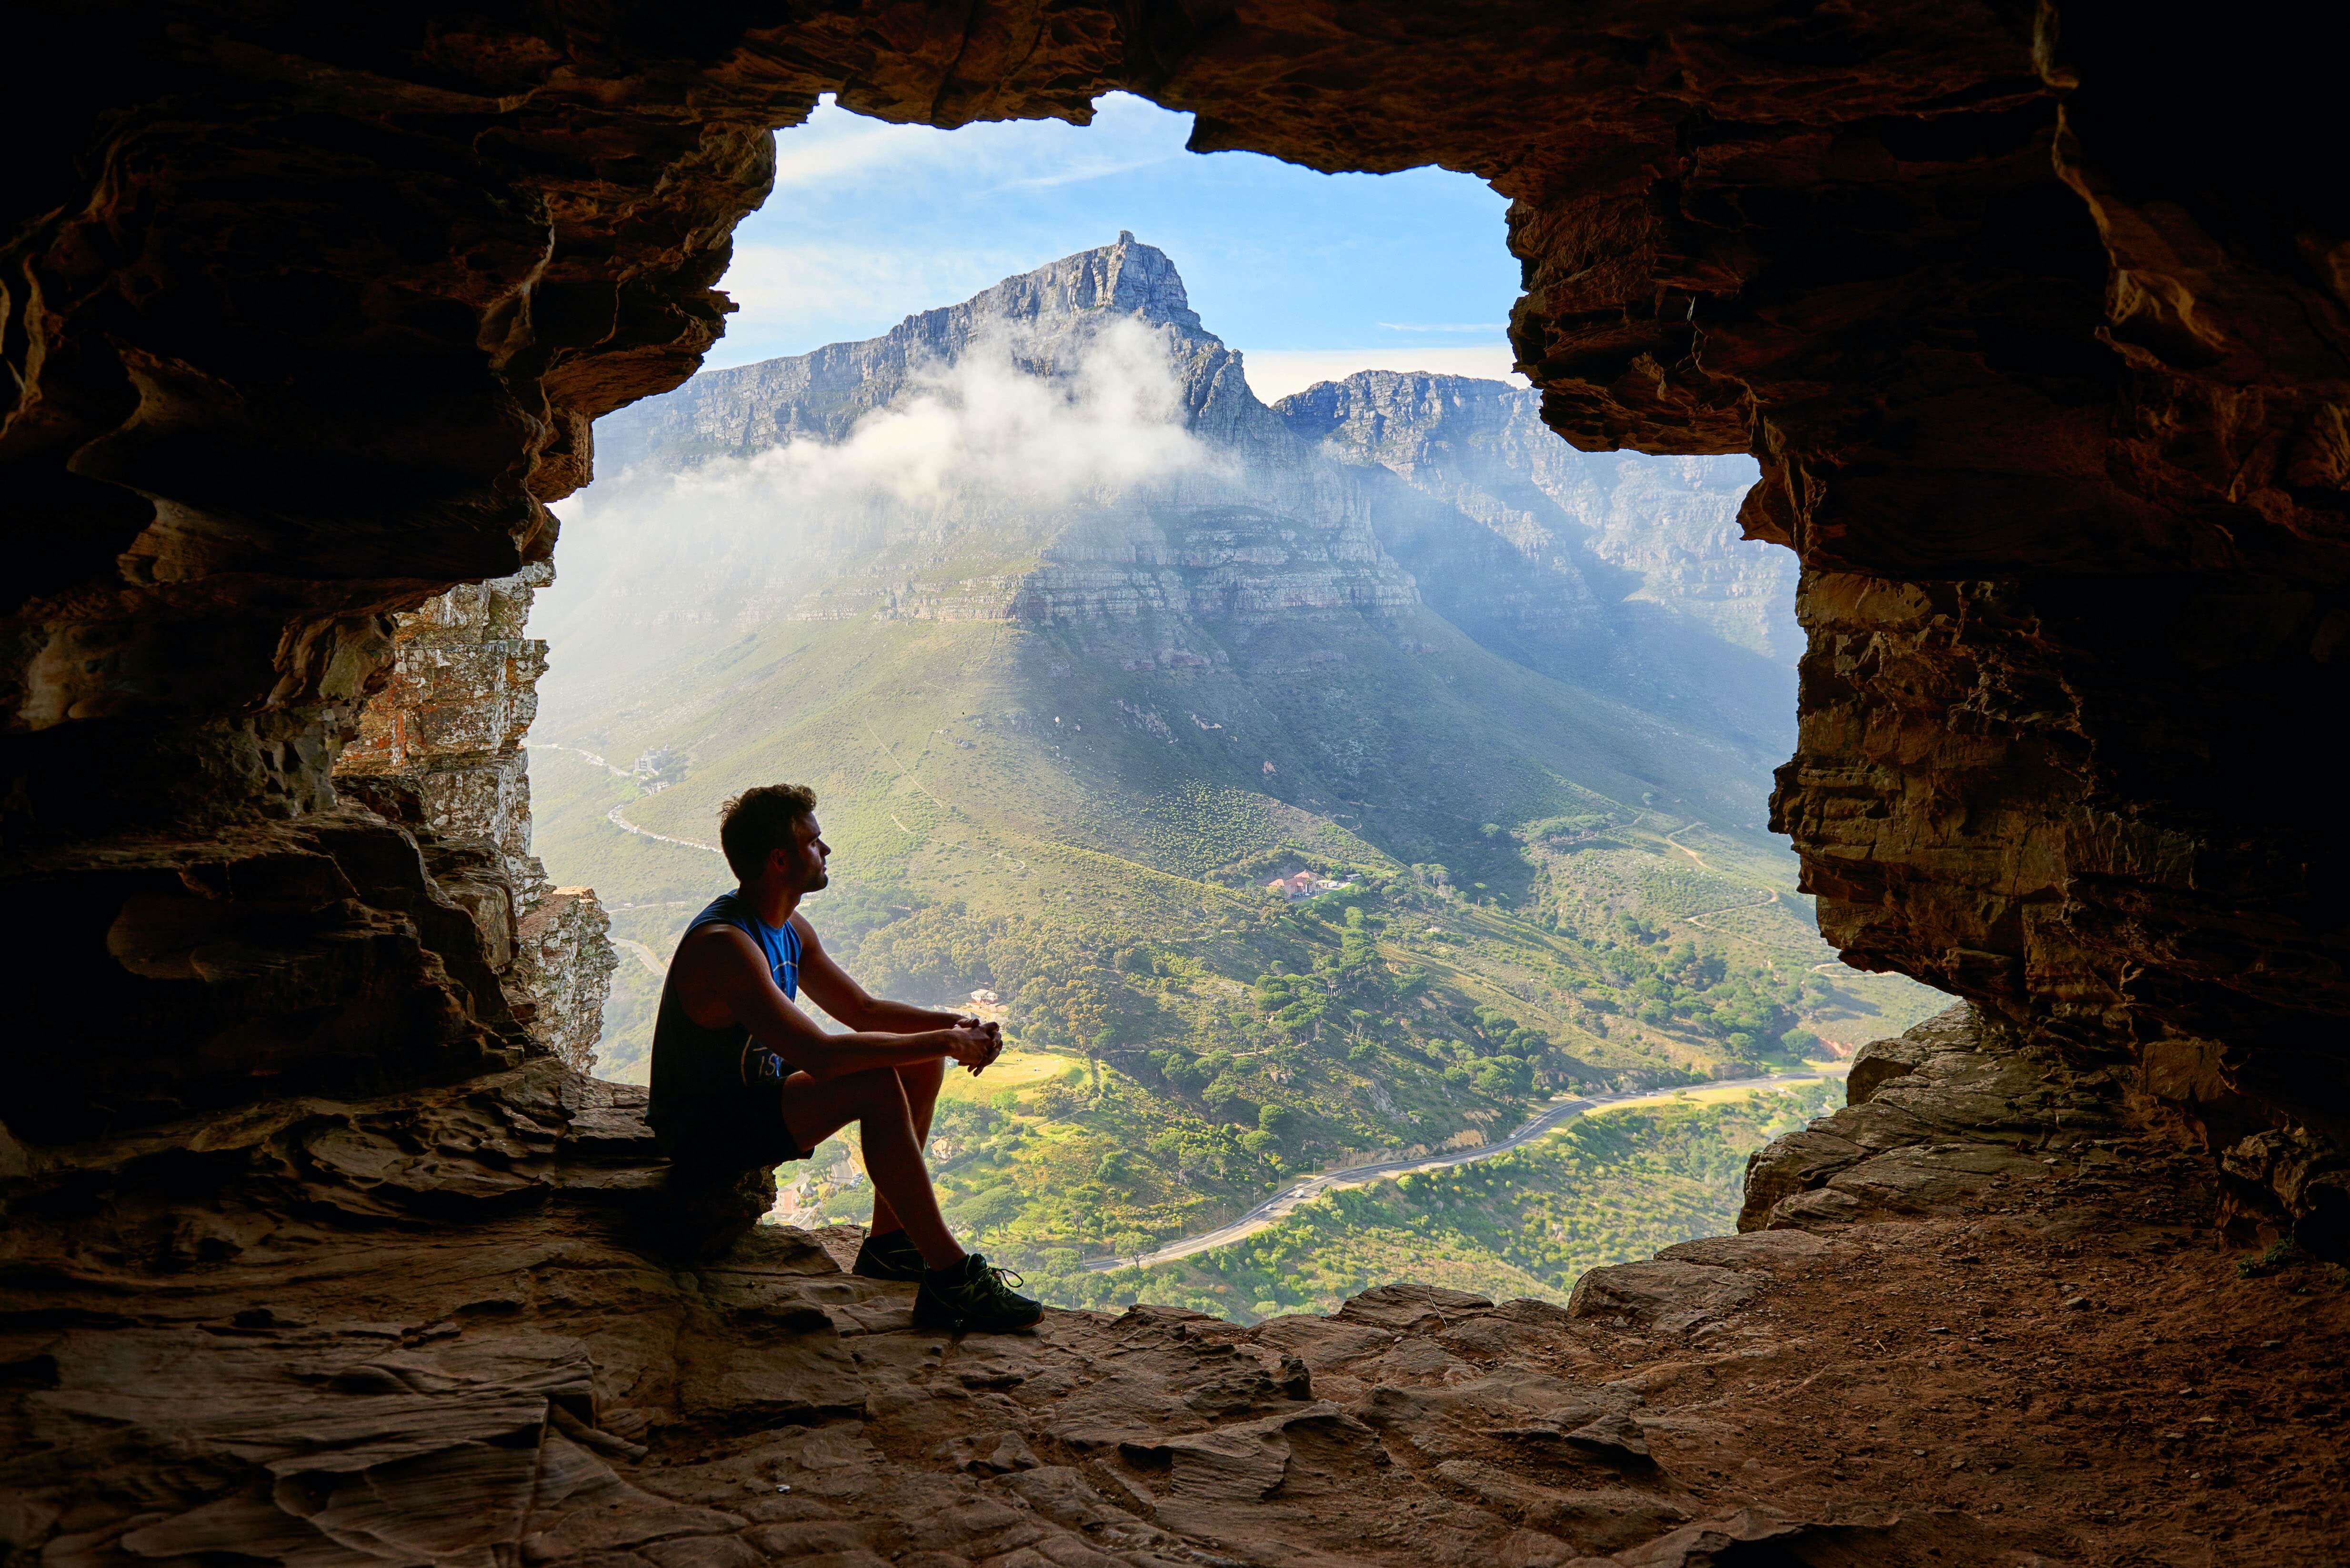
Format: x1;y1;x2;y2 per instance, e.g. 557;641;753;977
851;1228;924;1282
914;1252;1043;1333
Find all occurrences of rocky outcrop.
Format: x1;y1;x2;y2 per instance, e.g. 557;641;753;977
335;566;616;1070
336;568;552;899
1735;1005;2119;1232
512;889;620;1072
8;1029;2346;1565
2;811;531;1144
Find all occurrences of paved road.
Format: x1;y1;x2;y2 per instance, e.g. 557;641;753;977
1082;1068;1846;1273
611;937;667;978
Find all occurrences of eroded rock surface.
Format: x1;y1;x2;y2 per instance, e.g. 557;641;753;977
8;1019;2349;1565
3;2;2344;1230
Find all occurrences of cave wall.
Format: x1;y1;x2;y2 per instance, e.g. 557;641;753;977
334;565;617;1071
2;2;2343;1227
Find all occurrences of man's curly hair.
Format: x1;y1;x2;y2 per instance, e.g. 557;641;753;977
719;783;817;881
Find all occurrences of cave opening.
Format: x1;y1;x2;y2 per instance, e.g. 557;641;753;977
7;8;2350;1558
482;90;1930;1312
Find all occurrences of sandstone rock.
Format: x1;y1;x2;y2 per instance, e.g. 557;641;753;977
1567;1262;1759;1334
1741;1006;2125;1232
7;1036;2350;1563
338;565;618;1069
1653;1230;1839;1275
1847;1035;1938;1106
1735;1129;1873;1232
1607;1508;1879;1568
1338;1282;1498;1330
514;887;620;1072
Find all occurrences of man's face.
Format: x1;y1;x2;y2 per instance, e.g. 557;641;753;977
771;814;830;893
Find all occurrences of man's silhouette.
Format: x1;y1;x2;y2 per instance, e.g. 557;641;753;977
648;782;1041;1331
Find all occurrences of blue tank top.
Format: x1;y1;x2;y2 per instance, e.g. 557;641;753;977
645;891;806;1158
687;889;800;1002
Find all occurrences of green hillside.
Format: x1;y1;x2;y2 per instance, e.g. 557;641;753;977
526;591;1942;1270
780;1076;1840;1322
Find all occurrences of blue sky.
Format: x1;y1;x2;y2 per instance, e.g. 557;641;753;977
713;93;1526;400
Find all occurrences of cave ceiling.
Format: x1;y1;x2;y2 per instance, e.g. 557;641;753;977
2;1;2345;1205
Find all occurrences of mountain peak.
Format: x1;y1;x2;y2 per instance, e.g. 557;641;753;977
945;233;1205;337
597;236;1223;466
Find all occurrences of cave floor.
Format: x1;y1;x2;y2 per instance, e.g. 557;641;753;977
3;1038;2346;1567
1555;1159;2350;1564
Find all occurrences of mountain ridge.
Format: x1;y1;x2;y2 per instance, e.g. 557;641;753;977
598;234;1244;469
580;236;1788;769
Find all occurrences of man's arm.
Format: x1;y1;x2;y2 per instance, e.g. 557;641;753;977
685;926;990;1082
792;913;977;1035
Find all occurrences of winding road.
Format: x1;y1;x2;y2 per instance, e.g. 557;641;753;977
603;801;723;856
1082;1067;1847;1273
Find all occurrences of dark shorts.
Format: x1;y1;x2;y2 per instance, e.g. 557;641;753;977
655;1088;811;1172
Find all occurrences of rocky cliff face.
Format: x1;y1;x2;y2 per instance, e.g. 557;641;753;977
1276;372;1793;759
590;235;1422;641
334;566;617;1071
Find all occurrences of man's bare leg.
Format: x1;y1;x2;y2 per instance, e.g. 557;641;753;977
779;1067;962;1269
866;1058;946;1242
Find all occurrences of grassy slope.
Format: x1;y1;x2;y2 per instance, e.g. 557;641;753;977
527;584;1946;1279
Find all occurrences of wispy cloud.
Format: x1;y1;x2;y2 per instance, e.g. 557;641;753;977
546;325;1226;639
987;156;1178;192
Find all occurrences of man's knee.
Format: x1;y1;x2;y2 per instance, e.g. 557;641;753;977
899;1057;946;1095
843;1066;911;1113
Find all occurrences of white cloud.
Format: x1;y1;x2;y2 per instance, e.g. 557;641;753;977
1235;346;1527;402
768;119;941;188
555;321;1224;612
712;319;1218;508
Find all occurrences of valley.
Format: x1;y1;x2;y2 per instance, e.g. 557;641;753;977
525;235;1946;1307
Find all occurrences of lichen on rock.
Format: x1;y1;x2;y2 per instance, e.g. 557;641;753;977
335;564;617;1070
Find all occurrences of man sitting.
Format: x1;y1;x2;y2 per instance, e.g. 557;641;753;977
647;782;1041;1332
